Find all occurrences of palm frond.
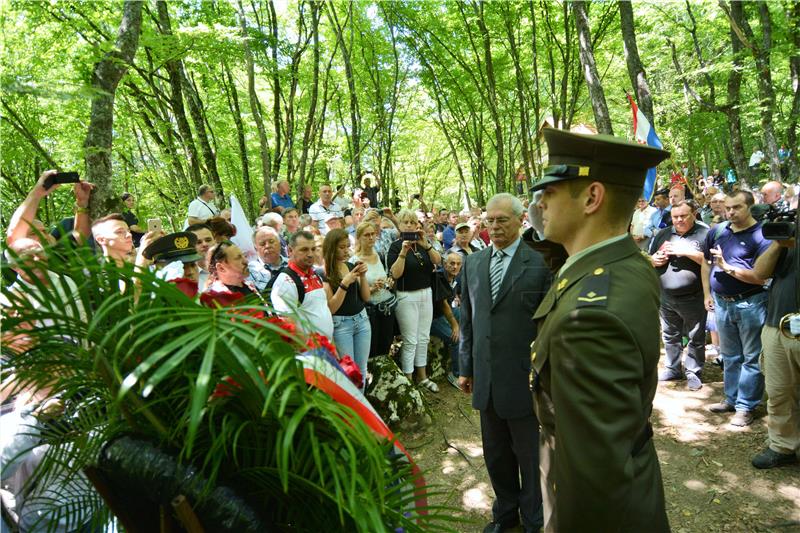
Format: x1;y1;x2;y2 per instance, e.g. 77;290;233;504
2;246;453;531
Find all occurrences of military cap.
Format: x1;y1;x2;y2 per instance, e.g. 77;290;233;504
653;187;670;197
143;232;202;263
530;128;670;192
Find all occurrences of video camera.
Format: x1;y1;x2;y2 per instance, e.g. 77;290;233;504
752;203;797;241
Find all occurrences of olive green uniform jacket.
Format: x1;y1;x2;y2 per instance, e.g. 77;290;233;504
531;235;670;533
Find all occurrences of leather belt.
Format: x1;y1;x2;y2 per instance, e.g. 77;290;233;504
717;287;764;302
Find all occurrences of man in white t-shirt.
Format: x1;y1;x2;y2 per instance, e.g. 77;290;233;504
308;184;344;234
185;184;220;228
270;230;334;339
630;197;657;250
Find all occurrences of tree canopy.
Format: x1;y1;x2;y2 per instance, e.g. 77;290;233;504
2;0;798;228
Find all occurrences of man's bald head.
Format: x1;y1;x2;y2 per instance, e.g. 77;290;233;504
761;181;784;205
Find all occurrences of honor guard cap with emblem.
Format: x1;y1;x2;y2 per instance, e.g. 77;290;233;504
530;128;671;192
143;232;202;263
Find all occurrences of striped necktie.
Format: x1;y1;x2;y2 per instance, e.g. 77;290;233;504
490;249;506;301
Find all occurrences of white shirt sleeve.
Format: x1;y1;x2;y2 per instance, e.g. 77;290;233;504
270;272;299;313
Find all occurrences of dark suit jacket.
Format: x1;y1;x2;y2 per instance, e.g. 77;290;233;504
459;241;550;419
531;236;669;532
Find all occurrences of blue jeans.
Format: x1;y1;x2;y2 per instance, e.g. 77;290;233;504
714;291;768;412
333;309;372;389
430;308;460;375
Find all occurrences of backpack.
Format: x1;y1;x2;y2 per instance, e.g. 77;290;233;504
265;266;319;306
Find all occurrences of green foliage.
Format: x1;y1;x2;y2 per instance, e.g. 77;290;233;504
1;0;797;225
1;247;452;531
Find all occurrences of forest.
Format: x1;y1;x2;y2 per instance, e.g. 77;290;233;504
1;0;798;228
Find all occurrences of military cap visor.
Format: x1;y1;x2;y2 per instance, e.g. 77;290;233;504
530;129;670;192
143;232;202;263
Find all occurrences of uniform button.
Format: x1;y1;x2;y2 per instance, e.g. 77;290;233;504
594;267;604;275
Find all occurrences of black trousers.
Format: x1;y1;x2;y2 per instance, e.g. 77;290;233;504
367;305;395;356
660;292;707;377
480;395;543;529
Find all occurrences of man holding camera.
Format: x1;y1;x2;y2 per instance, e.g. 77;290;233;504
750;234;799;468
650;200;709;391
702;191;771;426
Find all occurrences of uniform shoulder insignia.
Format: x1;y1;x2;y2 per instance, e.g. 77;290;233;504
575;269;609;308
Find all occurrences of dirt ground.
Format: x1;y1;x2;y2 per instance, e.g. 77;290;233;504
398;361;800;533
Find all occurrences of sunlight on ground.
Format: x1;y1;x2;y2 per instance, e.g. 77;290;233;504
444;438;484;458
462;483;492;512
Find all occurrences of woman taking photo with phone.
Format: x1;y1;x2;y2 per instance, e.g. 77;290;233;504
352;221;396;358
387;209;441;392
323;229;372;390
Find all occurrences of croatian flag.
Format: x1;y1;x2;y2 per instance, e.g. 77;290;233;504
627;93;663;201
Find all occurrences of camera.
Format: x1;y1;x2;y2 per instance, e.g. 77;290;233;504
753;203;797;241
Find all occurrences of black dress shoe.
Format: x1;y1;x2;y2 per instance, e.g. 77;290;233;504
482;521;519;533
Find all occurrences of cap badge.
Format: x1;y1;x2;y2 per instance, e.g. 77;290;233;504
578;166;590;176
174;237;190;250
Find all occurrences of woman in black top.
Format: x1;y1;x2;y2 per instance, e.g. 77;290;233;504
121;192;144;248
387;209;441;392
323;229;371;390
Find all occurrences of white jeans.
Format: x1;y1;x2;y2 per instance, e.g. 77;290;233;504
395;287;433;374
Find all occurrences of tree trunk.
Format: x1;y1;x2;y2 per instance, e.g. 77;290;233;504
784;1;800;181
156;1;201;189
222;63;254;220
267;0;283;184
723;1;751;184
238;0;272;203
84;0;143;218
725;1;781;182
298;2;321;206
503;4;533;192
182;70;224;205
618;0;654;124
475;2;506;193
572;1;613;135
326;2;361;183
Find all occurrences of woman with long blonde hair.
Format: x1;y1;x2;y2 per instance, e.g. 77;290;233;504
353;221;396;357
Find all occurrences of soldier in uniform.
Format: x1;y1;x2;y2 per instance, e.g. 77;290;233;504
529;128;671;532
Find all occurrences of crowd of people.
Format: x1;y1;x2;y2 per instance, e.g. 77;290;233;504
1;128;798;532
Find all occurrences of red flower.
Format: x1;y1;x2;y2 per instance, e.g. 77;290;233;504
267;316;299;344
210;375;242;399
200;290;245;308
337;355;363;389
171;278;198;298
306;333;338;358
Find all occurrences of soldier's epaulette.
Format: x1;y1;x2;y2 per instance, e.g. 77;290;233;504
575;267;609;308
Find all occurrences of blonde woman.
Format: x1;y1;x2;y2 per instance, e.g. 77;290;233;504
387;209;441;392
353;221;396;356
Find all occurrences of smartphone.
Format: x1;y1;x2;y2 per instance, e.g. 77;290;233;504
43;171;80;190
401;231;419;241
147;218;163;233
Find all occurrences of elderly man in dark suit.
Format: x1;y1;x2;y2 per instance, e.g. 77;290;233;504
459;193;550;533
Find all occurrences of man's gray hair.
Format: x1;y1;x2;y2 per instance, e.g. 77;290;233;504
486;193;524;216
255;225;280;239
259;212;283;228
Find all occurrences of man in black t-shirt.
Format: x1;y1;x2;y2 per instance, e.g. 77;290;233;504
649;201;709;391
751;239;799;469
